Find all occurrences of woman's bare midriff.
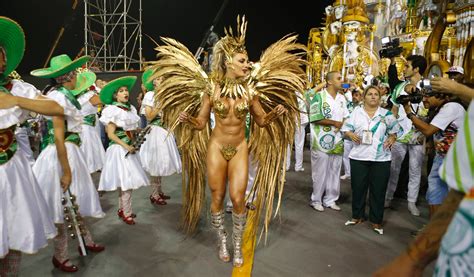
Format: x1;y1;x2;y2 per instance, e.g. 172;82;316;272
210;118;246;147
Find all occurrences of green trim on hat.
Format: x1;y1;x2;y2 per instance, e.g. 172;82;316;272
0;17;25;82
30;54;90;78
141;68;155;91
99;76;137;104
71;71;97;96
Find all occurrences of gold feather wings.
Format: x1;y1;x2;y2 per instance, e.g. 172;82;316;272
149;30;307;236
246;35;306;240
150;37;213;233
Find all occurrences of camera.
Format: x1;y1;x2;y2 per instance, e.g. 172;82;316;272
379;37;404;59
396;87;423;105
420;79;432;93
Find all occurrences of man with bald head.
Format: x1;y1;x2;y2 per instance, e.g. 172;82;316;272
308;71;349;212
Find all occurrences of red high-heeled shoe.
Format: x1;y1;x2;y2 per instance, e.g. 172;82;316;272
52;256;78;273
150;195;167;205
122;216;136;225
78;243;105;256
159;192;171;200
117;209;136;218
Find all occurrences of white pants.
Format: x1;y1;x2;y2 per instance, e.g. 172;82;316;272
310;150;342;206
287;122;308;170
385;142;424;203
342;140;353;176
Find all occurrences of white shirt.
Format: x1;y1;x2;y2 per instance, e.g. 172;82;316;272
341;106;399;162
142;91;155;108
100;104;140;131
392;81;428;144
45;89;83;133
439;101;472;192
309;89;349;154
431;102;466;156
0;80;40;129
77;90;99;116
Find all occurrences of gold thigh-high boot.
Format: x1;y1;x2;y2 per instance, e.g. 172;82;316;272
232;211;247;267
210;210;230;262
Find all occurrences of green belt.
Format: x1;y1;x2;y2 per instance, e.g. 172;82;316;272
150;116;162;127
41;120;82;150
83;114;96;127
0;127;17;165
109;128;132;146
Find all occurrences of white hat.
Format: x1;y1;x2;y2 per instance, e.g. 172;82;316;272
446;66;464;75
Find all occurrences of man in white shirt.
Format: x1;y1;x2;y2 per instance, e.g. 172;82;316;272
309;71;348;212
385;55;428;216
404;92;466;217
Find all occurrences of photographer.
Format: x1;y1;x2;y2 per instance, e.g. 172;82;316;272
373;78;473;277
403;87;465;217
384;55;428;216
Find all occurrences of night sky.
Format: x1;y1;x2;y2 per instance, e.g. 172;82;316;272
1;0;330;75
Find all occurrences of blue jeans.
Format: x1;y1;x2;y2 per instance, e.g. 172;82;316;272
426;154;449;205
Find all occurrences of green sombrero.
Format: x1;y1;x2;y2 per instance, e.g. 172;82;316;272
31;54;90;78
71;71;97;96
0;17;25;82
99;76;137;104
141;68;155;91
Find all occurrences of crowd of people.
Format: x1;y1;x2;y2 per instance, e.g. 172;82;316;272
0;14;473;276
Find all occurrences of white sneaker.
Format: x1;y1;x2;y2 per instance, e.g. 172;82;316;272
310;203;324;212
384;199;391;208
408;202;420;216
295;168;305;172
327;204;341;211
340;174;350;180
373;227;384;235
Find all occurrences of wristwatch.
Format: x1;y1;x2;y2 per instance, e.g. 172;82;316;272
407;112;416;120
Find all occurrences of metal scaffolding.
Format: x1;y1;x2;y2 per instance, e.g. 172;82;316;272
84;0;142;72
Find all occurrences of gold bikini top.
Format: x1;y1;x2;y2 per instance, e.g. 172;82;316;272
211;76;252;120
213;98;249;120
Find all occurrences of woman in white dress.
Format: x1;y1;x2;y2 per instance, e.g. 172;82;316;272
98;76;149;225
74;71;105;174
0;17;63;276
31;54;106;273
140;70;181;205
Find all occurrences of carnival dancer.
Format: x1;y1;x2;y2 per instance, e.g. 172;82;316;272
31;54;105;273
140;70;181;205
150;16;306;269
74;70;105;174
0;16;64;276
98;76;149;225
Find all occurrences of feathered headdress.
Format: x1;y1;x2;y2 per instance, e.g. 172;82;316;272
211;15;248;80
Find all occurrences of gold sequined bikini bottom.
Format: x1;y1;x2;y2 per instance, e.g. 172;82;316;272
220;144;238;161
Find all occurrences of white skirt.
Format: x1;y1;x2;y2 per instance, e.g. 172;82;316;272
80;124;105;173
0;151;57;258
139;126;182;176
32;143;105;224
99;144;149;191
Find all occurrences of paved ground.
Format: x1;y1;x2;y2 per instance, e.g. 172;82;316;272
20;149;435;276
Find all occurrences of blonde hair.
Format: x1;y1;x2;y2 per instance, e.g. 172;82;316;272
210;38;247;81
363;85;380;97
